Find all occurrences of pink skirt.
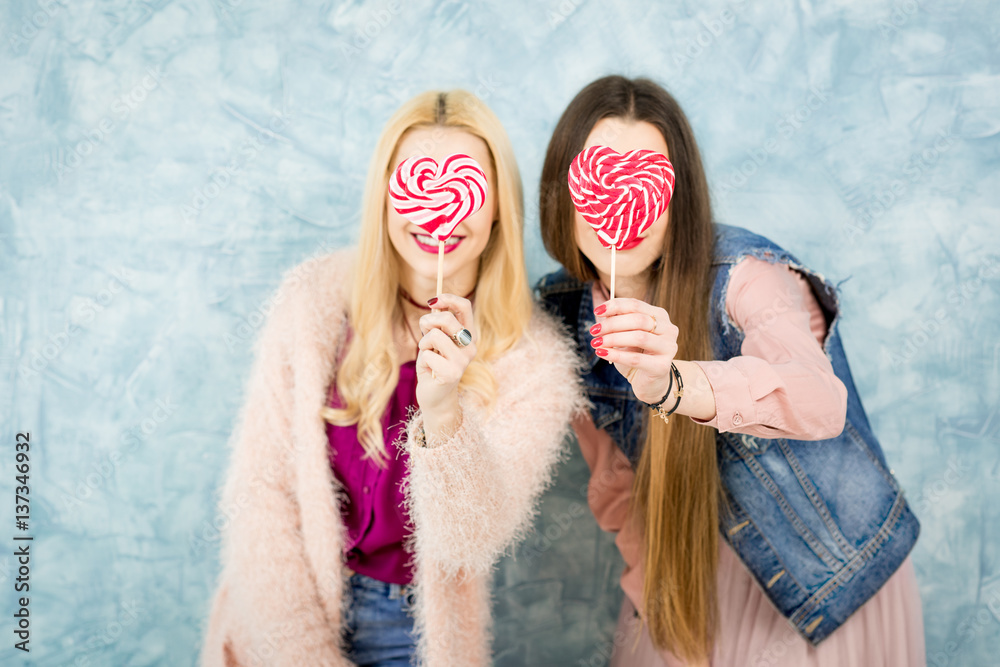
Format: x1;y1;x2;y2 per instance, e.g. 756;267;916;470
610;543;925;667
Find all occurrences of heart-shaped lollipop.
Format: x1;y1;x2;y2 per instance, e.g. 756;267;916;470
568;145;675;250
389;153;488;241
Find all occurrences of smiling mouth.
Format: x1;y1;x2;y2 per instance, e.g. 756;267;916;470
618;236;645;251
412;232;464;254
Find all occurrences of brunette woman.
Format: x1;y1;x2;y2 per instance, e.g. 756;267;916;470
537;75;924;666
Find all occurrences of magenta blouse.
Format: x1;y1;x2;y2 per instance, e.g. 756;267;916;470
325;359;417;585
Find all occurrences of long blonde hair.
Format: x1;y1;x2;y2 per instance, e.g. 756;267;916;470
539;76;719;662
322;90;533;466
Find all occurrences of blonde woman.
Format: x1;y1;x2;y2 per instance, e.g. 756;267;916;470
200;90;585;667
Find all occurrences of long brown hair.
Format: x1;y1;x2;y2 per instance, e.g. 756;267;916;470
539;76;719;662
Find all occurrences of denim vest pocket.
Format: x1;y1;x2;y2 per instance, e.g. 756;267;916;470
803;425;902;547
586;386;624;430
719;432;847;577
586;386;646;464
720;491;811;608
719;432;860;566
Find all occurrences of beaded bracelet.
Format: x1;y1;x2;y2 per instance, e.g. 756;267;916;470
645;362;684;424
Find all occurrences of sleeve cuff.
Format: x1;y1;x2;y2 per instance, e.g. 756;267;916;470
402;395;482;455
690;359;760;432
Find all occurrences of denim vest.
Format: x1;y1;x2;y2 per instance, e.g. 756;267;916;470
535;223;919;645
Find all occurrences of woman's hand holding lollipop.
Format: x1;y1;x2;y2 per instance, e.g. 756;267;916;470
390;153;487;443
570;145;715;421
416;293;476;440
590;297;677;405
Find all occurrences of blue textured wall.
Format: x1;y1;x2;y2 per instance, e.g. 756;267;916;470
1;1;998;665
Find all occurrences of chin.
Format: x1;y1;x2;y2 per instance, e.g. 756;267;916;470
404;253;441;277
587;251;659;280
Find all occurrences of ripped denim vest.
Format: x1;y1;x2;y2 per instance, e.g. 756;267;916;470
536;223;919;644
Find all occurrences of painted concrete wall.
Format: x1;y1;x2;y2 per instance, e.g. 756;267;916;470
1;0;997;664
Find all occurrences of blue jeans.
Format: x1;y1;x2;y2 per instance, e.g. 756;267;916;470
342;571;417;667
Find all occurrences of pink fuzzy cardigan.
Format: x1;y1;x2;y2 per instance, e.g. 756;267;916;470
199;248;586;667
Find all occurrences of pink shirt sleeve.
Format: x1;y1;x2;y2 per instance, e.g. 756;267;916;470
691;256;847;441
575;257;850;620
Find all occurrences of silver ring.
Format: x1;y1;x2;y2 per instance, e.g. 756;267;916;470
452;328;473;348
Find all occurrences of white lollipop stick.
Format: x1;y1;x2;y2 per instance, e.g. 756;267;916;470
610;245;616;300
437;240;445;296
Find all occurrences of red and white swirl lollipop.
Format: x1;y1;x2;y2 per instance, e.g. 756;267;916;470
568;145;676;298
390;153;489;294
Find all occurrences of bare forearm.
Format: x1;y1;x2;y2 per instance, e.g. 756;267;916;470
670;360;717;422
422;395;462;446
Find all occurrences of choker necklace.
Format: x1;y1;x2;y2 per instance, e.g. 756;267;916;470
399;286;476;310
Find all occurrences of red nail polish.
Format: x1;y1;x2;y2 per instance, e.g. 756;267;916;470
427;297;438;306
594;304;607;316
590;323;602;335
595;348;609;357
591;337;603;348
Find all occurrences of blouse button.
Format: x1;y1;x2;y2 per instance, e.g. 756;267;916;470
733;412;743;426
363;486;370;494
